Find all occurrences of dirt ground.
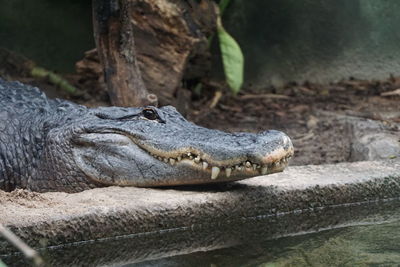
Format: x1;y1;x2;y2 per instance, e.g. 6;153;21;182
188;78;400;165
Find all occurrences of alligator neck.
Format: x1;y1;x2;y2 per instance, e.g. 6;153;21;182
0;111;48;191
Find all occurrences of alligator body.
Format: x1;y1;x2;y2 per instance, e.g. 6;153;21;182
0;79;294;192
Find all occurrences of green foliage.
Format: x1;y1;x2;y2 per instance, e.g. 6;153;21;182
216;0;244;94
0;259;7;267
218;0;231;14
217;17;244;94
31;67;77;94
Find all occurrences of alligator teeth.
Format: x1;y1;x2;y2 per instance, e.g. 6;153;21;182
211;166;220;179
202;162;208;170
151;152;277;176
261;166;268;175
225;167;232;177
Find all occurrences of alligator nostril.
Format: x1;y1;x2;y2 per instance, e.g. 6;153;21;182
260;131;292;145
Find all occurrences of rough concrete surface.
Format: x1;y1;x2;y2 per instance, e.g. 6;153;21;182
1;159;399;259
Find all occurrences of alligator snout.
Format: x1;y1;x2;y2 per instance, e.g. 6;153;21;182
135;127;294;181
256;130;294;161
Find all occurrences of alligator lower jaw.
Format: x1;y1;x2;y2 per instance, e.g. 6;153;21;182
145;149;293;180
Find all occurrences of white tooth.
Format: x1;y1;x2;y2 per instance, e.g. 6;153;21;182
283;135;290;145
211;167;220;179
261;166;268;175
194;156;201;163
158;156;162;161
225;168;232;177
177;156;182;161
202;161;208;170
245;161;251;167
164;158;169;163
169;158;176;165
187;152;192;157
237;166;243;171
252;164;258;170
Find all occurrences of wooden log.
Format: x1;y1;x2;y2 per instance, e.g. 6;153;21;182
92;0;157;107
91;0;217;106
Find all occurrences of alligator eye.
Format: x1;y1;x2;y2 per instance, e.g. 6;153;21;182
142;108;158;120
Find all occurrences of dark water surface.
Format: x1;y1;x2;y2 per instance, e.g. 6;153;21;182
129;220;400;267
2;200;400;266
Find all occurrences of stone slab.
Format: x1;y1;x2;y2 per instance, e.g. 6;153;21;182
0;159;399;256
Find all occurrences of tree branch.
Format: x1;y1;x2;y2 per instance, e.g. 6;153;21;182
0;224;44;266
92;0;157;107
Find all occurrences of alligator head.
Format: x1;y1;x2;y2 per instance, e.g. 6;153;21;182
65;105;294;188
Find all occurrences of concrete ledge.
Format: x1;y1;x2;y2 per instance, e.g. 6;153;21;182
1;159;400;256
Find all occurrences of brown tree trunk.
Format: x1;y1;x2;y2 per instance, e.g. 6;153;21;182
92;0;157;107
90;0;217;107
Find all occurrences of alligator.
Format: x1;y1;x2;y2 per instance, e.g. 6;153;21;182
0;79;294;193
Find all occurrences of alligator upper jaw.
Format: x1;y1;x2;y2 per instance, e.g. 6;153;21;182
144;146;293;180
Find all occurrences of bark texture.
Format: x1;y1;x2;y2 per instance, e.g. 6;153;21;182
89;0;217;106
93;0;155;107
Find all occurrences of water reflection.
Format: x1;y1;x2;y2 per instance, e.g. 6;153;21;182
138;220;400;267
2;200;400;266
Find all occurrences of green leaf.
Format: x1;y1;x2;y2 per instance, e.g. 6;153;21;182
0;259;7;267
217;20;244;94
31;67;77;94
218;0;231;15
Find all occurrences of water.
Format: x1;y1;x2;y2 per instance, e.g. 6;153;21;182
160;221;400;267
2;200;400;266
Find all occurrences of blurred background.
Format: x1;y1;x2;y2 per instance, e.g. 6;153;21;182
1;0;400;87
